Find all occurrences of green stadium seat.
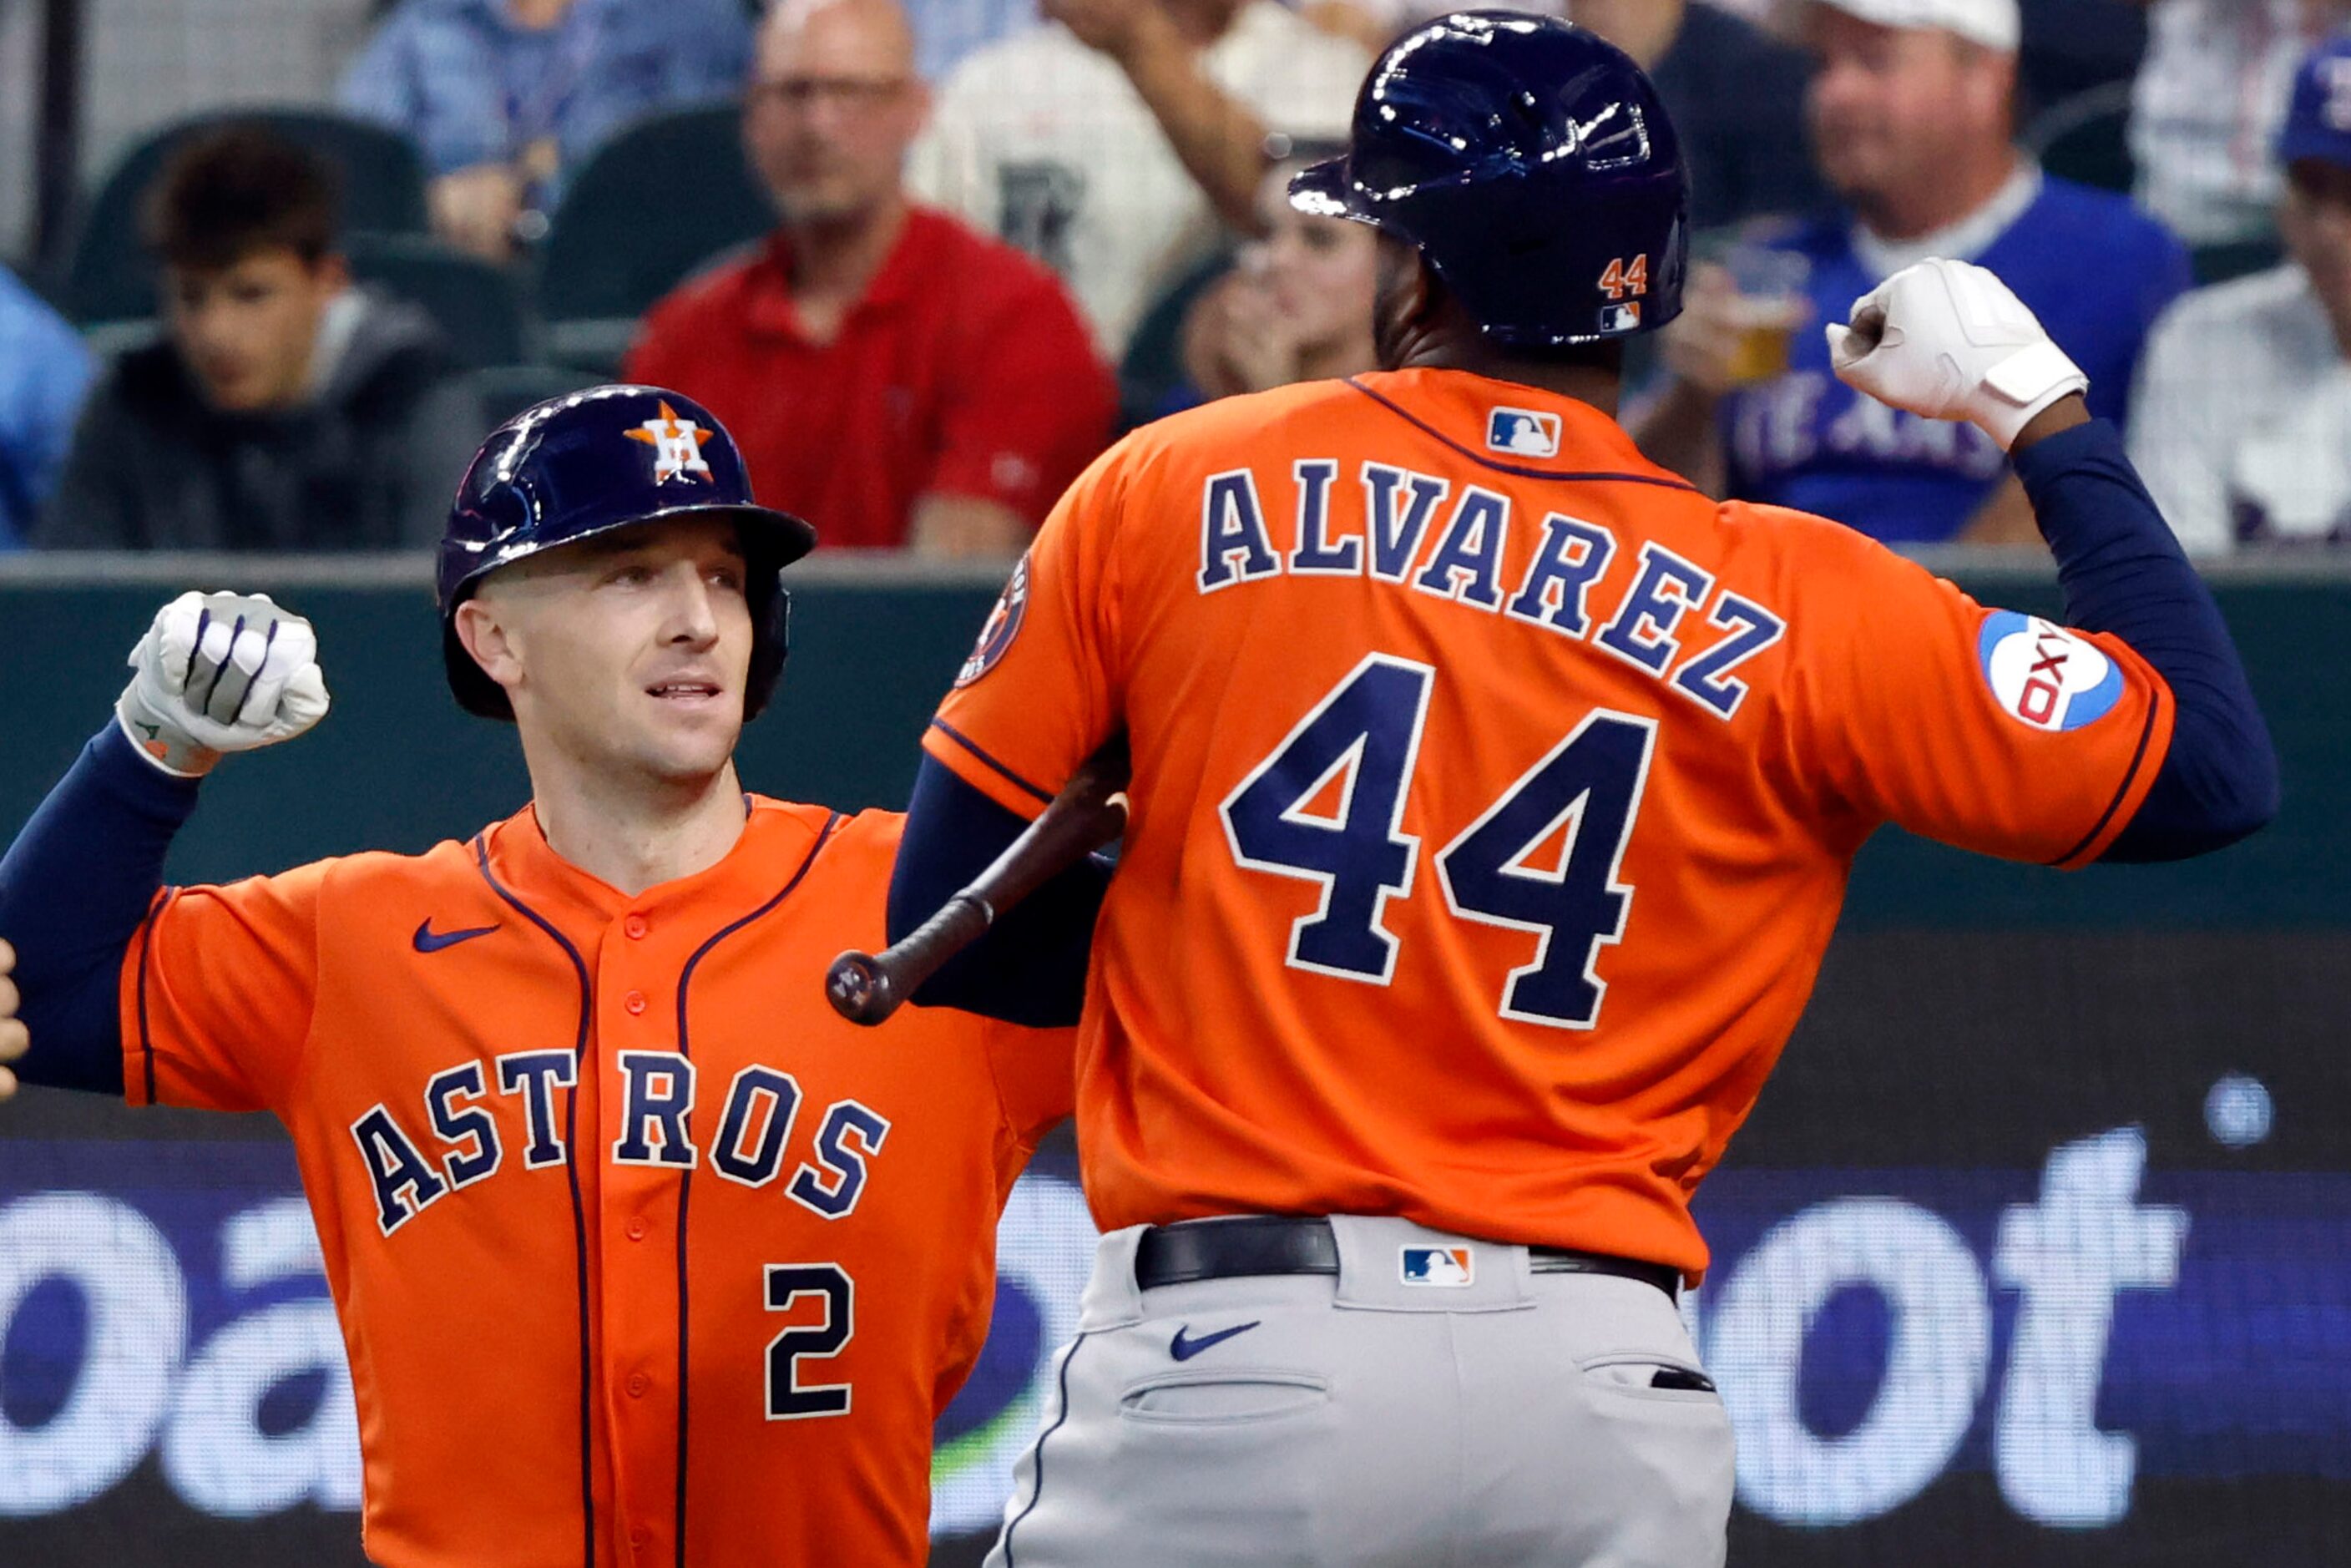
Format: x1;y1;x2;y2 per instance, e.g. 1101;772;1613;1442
58;108;429;327
344;233;528;370
2025;81;2136;195
534;102;774;375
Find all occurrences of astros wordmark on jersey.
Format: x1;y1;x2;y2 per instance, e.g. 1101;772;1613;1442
125;801;1069;1567
927;368;2172;1277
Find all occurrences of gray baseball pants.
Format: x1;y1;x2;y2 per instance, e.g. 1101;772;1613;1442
985;1216;1735;1567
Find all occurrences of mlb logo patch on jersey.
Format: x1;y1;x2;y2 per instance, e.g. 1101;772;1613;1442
1486;407;1561;458
1401;1247;1474;1287
1976;611;2125;731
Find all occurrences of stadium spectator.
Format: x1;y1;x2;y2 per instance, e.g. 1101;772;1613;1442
908;0;1368;355
338;0;751;261
1631;0;2191;545
625;0;1114;555
2128;0;2351;250
1167;149;1376;411
0;268;94;551
2131;33;2351;550
35;128;475;552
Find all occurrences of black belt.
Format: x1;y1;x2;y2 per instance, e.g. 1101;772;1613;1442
1133;1216;1680;1300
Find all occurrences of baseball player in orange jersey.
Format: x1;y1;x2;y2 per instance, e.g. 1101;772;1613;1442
883;15;2278;1566
0;386;1098;1567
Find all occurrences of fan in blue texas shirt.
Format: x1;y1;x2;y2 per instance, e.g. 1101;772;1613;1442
1720;166;2191;544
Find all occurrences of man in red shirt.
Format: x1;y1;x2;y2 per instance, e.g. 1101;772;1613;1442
625;0;1115;554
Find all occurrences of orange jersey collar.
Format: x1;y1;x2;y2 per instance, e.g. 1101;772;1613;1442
477;795;833;938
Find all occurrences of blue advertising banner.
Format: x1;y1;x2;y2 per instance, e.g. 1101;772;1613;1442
1;1108;2343;1563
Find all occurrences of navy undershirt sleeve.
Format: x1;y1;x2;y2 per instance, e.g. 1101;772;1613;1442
0;724;201;1094
888;755;1110;1027
2011;417;2278;861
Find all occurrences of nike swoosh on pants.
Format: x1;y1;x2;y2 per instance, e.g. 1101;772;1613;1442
1169;1321;1261;1361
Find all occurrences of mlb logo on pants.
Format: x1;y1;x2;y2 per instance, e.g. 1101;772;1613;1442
1401;1247;1474;1287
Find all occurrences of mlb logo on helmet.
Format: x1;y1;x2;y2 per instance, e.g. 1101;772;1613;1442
1486;407;1562;458
1400;1247;1474;1287
1976;610;2125;731
1599;301;1643;333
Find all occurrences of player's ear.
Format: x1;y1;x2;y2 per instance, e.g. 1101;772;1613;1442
453;596;524;702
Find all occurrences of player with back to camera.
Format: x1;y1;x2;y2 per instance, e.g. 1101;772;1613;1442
0;385;1103;1567
882;13;2279;1566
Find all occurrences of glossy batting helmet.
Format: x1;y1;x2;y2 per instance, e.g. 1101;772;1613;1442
437;384;817;721
1290;11;1689;346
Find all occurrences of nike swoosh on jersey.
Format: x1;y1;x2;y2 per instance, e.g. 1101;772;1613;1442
412;918;499;953
1169;1320;1261;1362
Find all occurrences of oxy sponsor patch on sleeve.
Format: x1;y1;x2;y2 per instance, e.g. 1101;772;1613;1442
955;553;1032;688
1976;610;2124;731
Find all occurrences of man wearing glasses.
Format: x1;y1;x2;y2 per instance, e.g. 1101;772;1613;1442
624;0;1116;558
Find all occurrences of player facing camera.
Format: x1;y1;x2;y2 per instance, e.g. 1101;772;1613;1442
438;386;816;823
0;383;1090;1565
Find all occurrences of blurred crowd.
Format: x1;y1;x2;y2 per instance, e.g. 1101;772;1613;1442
1;0;2348;557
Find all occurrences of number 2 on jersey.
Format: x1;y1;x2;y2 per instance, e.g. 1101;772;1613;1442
1220;655;1656;1029
765;1263;852;1419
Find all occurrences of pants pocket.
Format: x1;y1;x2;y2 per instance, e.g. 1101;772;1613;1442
1117;1368;1332;1426
1577;1352;1726;1405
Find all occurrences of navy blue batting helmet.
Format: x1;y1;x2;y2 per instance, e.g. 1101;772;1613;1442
1290;12;1689;346
437;384;817;721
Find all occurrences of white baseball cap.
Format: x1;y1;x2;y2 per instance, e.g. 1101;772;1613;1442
1808;0;2020;53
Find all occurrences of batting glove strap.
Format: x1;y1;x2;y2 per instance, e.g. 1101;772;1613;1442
1978;339;2091;448
116;690;222;777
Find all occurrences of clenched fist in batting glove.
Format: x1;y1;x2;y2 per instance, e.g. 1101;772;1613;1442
117;591;331;776
1826;256;2091;453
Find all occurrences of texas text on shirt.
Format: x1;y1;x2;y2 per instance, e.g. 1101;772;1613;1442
919;369;2173;1277
121;797;1069;1566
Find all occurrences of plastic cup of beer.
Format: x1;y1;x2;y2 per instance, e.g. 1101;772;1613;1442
1722;245;1810;385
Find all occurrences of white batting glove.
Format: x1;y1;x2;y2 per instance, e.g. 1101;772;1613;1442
1825;257;2090;452
117;591;331;777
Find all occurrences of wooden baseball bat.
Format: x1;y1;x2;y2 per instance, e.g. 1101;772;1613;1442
826;733;1130;1026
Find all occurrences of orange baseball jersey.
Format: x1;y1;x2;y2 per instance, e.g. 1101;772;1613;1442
121;798;1069;1568
925;368;2174;1278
